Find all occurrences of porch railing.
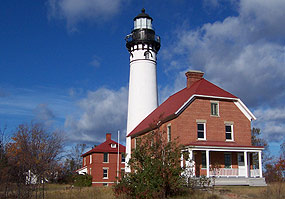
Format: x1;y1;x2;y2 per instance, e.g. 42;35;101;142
210;168;238;177
250;169;260;177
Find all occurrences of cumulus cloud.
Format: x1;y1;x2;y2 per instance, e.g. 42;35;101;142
64;87;128;143
47;0;127;31
253;106;285;142
162;0;285;142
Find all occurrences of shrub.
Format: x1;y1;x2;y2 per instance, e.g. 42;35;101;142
114;130;188;199
73;174;92;187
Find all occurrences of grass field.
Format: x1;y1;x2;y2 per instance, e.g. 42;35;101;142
42;183;285;199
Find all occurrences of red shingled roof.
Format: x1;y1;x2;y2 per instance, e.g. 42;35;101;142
128;78;237;137
81;139;126;157
186;141;264;149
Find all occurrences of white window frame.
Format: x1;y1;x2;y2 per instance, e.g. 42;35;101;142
103;168;108;179
167;123;171;142
90;154;92;164
89;167;92;175
197;122;206;140
210;101;219;116
225;124;234;141
111;143;116;148
103;152;109;163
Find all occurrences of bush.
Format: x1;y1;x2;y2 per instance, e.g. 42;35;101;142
73;174;92;187
114;130;188;199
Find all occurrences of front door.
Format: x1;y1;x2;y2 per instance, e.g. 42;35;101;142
237;153;246;176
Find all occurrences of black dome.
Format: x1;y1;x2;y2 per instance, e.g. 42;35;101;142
133;8;153;21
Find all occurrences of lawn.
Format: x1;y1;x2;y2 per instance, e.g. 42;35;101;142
43;183;285;199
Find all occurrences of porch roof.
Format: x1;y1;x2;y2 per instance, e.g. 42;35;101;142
185;141;264;150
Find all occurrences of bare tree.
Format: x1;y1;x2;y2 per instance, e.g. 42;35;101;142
5;123;64;199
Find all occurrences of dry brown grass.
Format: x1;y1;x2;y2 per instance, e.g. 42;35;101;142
42;183;285;199
44;184;118;199
215;183;285;199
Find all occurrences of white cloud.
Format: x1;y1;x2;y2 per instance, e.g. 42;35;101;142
89;55;101;68
64;87;128;143
253;106;285;142
162;0;285;142
34;104;56;126
47;0;128;31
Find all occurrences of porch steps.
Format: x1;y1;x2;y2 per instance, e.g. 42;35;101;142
213;177;267;186
248;178;267;186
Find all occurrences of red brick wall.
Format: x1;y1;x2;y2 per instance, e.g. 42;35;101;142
84;152;125;187
159;98;251;146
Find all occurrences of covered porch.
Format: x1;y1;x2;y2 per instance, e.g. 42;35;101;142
181;142;266;185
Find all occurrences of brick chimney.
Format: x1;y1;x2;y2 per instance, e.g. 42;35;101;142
185;70;204;88
106;133;111;141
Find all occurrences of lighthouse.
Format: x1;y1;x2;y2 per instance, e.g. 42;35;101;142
125;9;160;171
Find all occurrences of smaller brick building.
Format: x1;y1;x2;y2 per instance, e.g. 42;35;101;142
77;133;125;187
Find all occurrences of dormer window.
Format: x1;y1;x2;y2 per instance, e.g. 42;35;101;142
111;144;117;148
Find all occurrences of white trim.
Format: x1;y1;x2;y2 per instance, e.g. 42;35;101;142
244;151;248;178
234;99;256;121
206;150;210;177
210;101;219;116
197;122;206;140
258;151;263;178
174;94;256;121
92;182;115;184
103;168;108;179
90;154;92;164
186;145;263;152
167;123;171;142
225;123;234;141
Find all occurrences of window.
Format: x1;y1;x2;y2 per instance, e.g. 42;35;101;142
167;124;171;142
121;153;125;163
197;123;206;140
211;102;219;116
103;168;108;179
201;152;206;168
224;153;232;168
89;168;92;175
103;183;108;187
90;155;92;164
103;153;109;163
83;157;86;166
111;144;116;148
225;124;234;141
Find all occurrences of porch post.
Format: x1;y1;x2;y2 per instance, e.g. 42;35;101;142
181;153;183;168
258;151;263;178
189;149;194;177
244;151;248;178
206;150;210;177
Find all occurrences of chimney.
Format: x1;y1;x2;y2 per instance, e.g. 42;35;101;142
185;70;204;88
106;133;111;141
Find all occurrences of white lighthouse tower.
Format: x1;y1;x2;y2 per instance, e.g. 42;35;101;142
125;9;160;171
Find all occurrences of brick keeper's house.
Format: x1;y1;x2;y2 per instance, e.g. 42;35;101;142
127;70;266;186
77;133;125;187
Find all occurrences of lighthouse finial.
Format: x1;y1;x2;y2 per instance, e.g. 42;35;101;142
142;8;145;13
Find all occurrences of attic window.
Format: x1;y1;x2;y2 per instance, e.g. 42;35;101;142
211;101;219;116
111;144;117;148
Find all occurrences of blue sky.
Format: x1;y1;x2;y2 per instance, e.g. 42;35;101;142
0;0;284;155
